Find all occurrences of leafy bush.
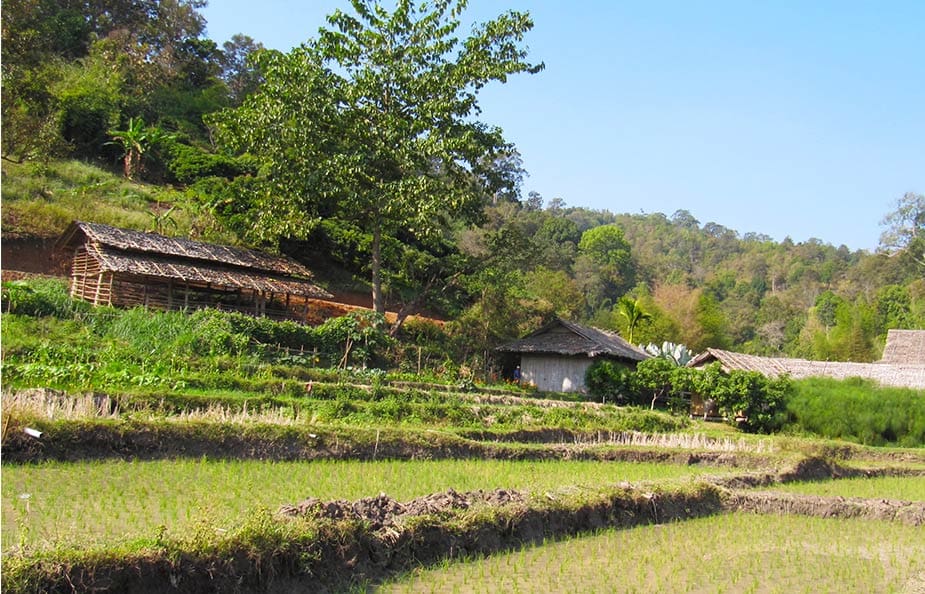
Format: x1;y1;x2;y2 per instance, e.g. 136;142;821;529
786;377;925;446
585;360;637;404
164;142;254;184
691;363;791;434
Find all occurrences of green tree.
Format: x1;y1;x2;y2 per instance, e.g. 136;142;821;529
578;224;633;269
879;192;925;269
106;117;174;179
616;296;651;344
219;34;265;105
211;0;542;314
633;357;676;410
525;267;585;318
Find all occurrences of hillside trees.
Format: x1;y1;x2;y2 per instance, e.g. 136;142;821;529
880;192;925;270
2;0;226;165
209;0;543;316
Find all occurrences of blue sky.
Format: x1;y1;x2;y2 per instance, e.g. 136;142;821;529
201;1;924;252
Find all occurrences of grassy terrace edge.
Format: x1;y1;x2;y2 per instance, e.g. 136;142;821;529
8;469;925;594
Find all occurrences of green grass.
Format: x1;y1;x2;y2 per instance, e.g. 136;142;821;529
378;513;925;593
769;476;925;502
1;459;719;552
0;159;233;241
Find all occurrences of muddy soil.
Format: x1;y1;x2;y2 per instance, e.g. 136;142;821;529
722;490;925;526
279;488;528;529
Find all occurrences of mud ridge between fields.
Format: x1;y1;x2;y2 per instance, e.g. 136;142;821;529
0;422;774;468
721;490;925;526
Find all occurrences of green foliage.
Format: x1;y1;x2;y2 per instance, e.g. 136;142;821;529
692;363;791;433
164;141;254;185
209;0;543;313
50;51;124;158
578;225;632;269
786;377;925;446
0;280;395;391
584;360;636;405
1;278;90;317
313;310;392;369
616;296;651;344
585;357;791;434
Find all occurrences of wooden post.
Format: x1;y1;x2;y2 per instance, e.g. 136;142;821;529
93;272;105;305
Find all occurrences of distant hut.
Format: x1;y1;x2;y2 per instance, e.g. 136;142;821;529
688;331;925;397
56;221;331;323
880;329;925;366
495;317;648;393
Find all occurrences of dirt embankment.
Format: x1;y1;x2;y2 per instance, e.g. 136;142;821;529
1;419;771;468
722;490;925;526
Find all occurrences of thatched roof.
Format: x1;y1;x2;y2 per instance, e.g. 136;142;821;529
880;329;925;365
496;318;649;362
58;221;331;299
689;348;925;390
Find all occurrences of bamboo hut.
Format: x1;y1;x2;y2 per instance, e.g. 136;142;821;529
56;221;331;323
880;329;925;366
496;318;649;393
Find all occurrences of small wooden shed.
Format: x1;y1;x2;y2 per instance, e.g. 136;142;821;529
56;221;331;323
495;317;649;393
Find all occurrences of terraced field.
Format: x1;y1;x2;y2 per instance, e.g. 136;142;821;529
3;386;924;593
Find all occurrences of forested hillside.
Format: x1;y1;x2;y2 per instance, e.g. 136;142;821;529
3;0;923;364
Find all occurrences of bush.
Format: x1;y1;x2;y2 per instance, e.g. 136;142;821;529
692;363;791;434
585;360;638;404
164;142;254;184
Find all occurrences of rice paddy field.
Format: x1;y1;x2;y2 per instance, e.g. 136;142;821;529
1;458;723;551
378;513;925;594
767;475;925;502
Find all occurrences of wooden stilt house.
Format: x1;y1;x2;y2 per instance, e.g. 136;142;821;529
56;221;331;323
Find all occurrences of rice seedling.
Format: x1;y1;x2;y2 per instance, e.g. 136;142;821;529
770;475;925;502
378;513;925;593
1;459;717;552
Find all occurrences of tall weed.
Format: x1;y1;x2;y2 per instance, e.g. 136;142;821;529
786;377;925;446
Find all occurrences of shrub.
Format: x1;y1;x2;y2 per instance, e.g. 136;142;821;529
164;142;254;184
585;360;638;404
693;363;791;434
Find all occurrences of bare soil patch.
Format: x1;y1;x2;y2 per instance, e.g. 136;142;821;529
723;490;925;526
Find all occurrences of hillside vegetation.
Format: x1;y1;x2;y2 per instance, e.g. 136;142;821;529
3;0;923;361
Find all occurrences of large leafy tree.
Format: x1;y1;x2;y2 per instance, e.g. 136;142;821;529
880;192;925;270
210;0;543;314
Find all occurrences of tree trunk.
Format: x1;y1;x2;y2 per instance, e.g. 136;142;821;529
371;224;384;314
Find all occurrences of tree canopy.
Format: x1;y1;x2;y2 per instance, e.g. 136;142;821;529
209;0;543;314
